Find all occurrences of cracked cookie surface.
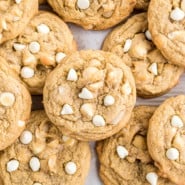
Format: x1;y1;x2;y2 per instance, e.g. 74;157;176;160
0;11;77;94
103;13;184;98
0;56;31;151
43;50;136;141
147;95;185;185
47;0;136;30
148;0;185;67
0;0;38;44
0;110;91;185
96;106;174;185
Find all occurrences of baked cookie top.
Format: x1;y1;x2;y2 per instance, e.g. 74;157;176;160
47;0;136;30
148;0;185;67
43;50;136;141
0;110;91;185
0;11;77;94
102;13;184;98
147;95;185;185
0;56;31;151
0;0;38;44
135;0;150;9
96;106;174;185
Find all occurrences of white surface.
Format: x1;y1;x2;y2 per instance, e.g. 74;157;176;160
68;23;185;185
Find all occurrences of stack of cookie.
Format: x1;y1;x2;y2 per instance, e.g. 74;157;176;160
0;0;184;185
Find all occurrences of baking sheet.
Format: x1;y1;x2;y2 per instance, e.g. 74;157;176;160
67;23;185;185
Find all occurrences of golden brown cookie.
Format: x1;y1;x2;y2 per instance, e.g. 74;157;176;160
0;0;38;44
43;50;136;141
47;0;136;30
0;11;76;94
102;13;184;98
148;0;185;67
147;95;185;185
0;11;77;94
135;0;150;9
0;56;31;151
0;110;91;185
96;106;174;185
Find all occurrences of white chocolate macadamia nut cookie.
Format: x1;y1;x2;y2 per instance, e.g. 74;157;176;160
0;111;91;185
0;0;38;44
0;11;77;94
43;50;136;141
148;0;185;67
96;106;174;185
102;13;184;98
0;56;31;150
47;0;136;30
147;95;185;185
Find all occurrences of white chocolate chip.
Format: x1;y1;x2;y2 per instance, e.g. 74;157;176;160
111;111;124;125
171;115;184;128
29;41;40;54
29;157;40;172
2;20;8;30
121;82;132;95
13;16;21;22
146;172;158;185
166;148;179;160
116;145;129;159
0;92;15;107
61;104;73;115
65;161;77;175
22;52;36;66
123;39;132;53
88;81;104;91
15;0;22;4
33;183;42;185
104;95;115;106
79;88;93;99
77;0;90;9
170;7;185;21
17;120;25;127
37;24;50;34
62;135;70;142
92;115;106;126
55;52;66;63
58;86;65;95
145;30;152;40
148;63;158;75
20;130;33;144
13;43;26;51
67;69;78;81
7;160;19;172
21;66;34;79
80;103;94;118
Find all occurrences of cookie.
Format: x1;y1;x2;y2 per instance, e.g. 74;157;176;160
0;56;31;151
47;0;136;30
96;106;174;185
148;0;185;67
0;11;77;94
135;0;150;9
147;95;185;185
0;0;38;44
102;13;184;98
0;110;91;185
43;50;136;141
